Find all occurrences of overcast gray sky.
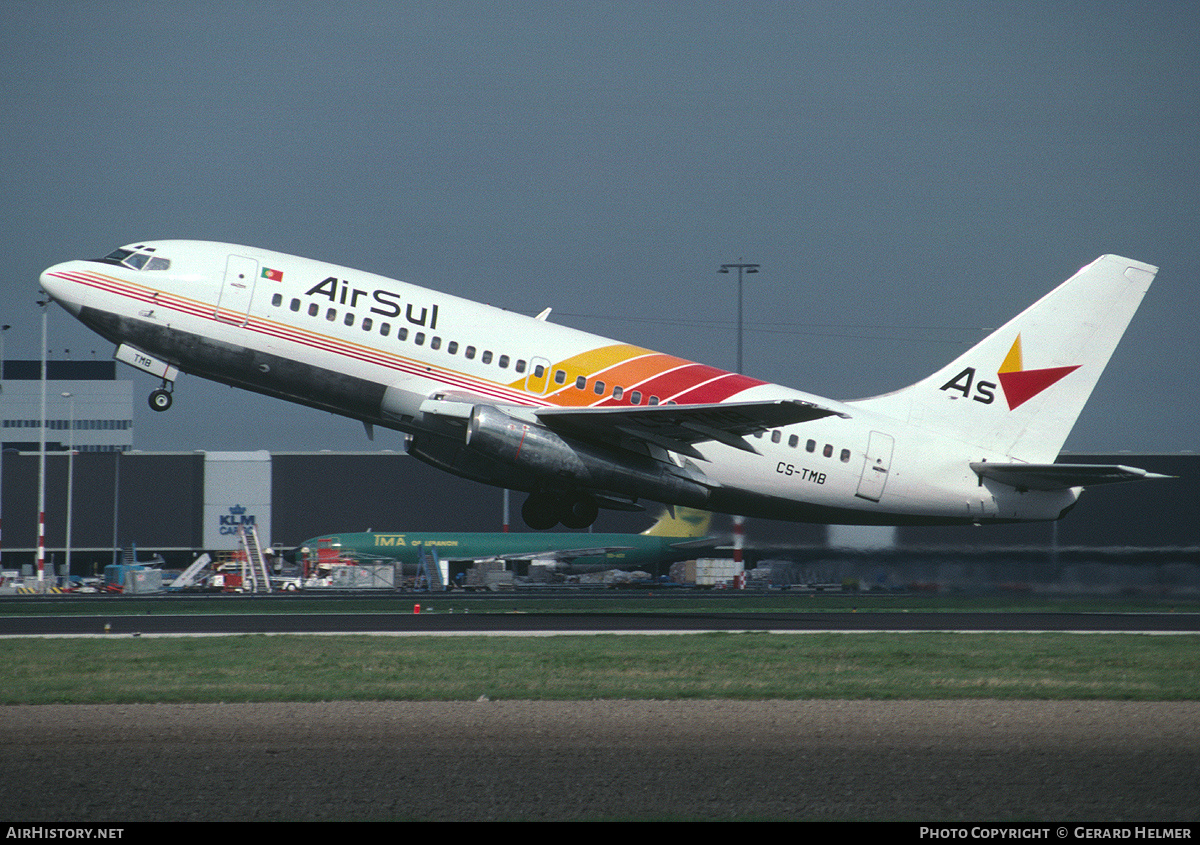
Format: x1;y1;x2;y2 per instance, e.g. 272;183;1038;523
4;1;1197;454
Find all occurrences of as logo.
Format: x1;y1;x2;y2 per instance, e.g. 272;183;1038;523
939;367;996;404
941;335;1079;409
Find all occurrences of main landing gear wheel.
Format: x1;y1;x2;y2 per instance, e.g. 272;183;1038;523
522;493;561;531
149;388;173;412
560;494;599;530
522;492;600;530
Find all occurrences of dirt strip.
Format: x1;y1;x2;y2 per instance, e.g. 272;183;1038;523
2;700;1197;822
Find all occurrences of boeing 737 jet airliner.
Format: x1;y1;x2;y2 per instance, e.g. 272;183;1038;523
40;243;1166;530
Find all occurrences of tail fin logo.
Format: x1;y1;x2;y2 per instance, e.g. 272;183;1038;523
939;334;1080;409
995;335;1079;410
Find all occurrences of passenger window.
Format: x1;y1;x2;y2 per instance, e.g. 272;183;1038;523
612;386;623;401
447;341;458;354
415;332;425;345
648;396;659;405
533;364;545;377
308;303;319;317
629;391;641;405
498;355;509;368
398;327;408;340
380;323;390;336
576;376;586;390
788;434;798;448
465;346;476;359
554;370;566;385
271;293;283;307
823;444;833;458
771;430;781;443
361;318;373;331
344;313;355;326
806;439;816;453
290;298;301;312
430;336;441;350
515;359;526;373
482;351;493;364
594;381;605;395
326;308;337;322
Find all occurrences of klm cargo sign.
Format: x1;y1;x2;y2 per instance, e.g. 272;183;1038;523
203;452;271;550
219;505;258;535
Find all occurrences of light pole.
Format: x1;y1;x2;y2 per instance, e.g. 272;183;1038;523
62;392;74;583
718;262;759;590
37;297;48;589
718;262;760;375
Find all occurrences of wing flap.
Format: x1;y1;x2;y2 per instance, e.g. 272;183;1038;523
536;399;845;456
970;462;1172;491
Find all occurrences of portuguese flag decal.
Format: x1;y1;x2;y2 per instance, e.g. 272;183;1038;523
261;267;283;282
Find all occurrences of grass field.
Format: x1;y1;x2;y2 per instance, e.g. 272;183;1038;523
3;631;1198;705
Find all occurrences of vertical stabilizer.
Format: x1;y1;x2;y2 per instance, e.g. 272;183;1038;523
641;507;713;538
851;255;1156;462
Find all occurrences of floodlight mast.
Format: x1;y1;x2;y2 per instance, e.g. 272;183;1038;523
718;262;760;375
718;261;759;590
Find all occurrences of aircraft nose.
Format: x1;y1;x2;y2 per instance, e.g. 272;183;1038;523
40;261;83;315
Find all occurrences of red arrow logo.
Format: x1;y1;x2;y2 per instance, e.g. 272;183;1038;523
996;336;1079;410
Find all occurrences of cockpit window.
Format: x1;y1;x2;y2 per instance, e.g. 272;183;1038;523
96;247;170;271
103;248;133;264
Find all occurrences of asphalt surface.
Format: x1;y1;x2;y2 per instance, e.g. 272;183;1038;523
2;608;1198;636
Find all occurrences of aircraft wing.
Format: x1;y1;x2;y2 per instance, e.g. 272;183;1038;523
970;462;1172;491
446;546;637;564
535;399;845;459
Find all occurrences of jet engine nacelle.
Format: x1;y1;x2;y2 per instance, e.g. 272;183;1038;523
463;404;711;507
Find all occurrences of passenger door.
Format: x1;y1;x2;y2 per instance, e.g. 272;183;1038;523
217;254;259;326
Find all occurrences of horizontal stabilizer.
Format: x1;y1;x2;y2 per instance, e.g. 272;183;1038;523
970;462;1172;492
667;536;726;552
537;399;845;458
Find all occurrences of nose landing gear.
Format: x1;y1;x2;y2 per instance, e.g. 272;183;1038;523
149;384;173;412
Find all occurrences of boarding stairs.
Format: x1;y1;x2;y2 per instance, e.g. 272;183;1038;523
169;553;212;589
415;544;446;591
236;524;273;593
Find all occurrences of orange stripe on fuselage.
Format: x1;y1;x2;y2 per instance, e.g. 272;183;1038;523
508;343;767;407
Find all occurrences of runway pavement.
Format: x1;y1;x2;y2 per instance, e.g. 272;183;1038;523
1;605;1198;636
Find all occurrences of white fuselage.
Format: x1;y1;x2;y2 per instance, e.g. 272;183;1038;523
40;240;1080;526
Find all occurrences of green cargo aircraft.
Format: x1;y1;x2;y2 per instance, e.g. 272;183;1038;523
296;508;717;578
